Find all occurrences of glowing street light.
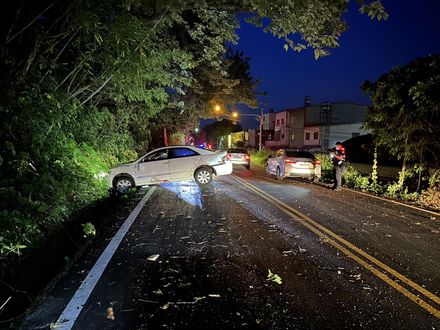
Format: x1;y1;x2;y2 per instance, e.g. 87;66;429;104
214;104;221;112
230;108;264;151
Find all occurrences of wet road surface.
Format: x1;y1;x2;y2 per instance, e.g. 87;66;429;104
22;165;440;329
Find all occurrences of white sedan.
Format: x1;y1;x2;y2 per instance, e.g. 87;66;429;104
266;149;321;181
108;146;232;192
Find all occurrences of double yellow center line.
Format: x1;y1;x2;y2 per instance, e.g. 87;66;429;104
232;174;440;319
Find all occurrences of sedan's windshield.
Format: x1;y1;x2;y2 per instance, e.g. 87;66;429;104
285;151;315;159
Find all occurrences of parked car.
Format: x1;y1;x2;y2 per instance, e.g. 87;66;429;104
226;147;250;170
266;149;321;181
108;146;233;192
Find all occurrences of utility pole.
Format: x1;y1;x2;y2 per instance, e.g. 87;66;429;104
232;109;265;151
163;127;168;146
258;107;263;151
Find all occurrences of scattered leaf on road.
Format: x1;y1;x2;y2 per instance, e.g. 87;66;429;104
147;254;160;261
106;306;115;320
298;246;307;253
267;269;282;285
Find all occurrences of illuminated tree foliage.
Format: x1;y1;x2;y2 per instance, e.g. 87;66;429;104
362;55;440;185
0;0;386;256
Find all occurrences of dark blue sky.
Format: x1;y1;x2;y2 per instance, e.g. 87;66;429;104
228;0;440;129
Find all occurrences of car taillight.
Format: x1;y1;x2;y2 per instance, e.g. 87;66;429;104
245;154;250;160
314;160;321;165
285;160;296;164
226;154;232;160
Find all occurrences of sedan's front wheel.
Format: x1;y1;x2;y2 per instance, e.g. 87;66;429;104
195;167;213;185
113;176;135;193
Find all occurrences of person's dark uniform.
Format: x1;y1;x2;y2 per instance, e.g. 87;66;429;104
330;142;346;190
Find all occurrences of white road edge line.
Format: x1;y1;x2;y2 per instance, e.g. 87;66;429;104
53;186;157;329
344;187;440;217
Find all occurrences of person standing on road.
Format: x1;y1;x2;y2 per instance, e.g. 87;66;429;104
329;141;346;190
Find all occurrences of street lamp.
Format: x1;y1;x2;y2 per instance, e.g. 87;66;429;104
232;108;264;151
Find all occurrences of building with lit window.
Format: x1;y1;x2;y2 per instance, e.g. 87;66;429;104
262;99;370;150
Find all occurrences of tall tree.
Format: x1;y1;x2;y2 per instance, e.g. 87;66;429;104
0;0;388;256
362;55;440;186
204;119;242;146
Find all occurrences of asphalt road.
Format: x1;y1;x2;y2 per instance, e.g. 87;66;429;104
22;165;440;329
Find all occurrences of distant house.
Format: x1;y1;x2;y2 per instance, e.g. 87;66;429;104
303;101;370;150
263;100;370;150
266;107;305;149
262;111;276;130
247;111;276;148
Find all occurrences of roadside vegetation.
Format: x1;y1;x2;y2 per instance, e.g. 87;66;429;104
360;55;440;211
249;149;275;167
321;154;440;211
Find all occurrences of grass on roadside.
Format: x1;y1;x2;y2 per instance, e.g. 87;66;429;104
249;149;275;167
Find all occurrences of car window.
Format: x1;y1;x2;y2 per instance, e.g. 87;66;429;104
285;151;315;159
143;149;169;162
169;148;198;159
227;148;247;154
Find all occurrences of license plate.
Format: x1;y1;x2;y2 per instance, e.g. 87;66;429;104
297;162;311;168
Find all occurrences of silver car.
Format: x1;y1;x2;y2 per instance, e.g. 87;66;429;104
226;147;250;170
108;146;233;192
266;149;321;181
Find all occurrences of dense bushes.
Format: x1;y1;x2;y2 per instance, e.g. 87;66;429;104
342;162;440;211
0;86;138;257
249;149;274;167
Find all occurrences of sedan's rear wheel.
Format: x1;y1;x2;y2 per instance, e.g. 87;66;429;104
276;167;284;181
195;167;213;185
114;176;135;193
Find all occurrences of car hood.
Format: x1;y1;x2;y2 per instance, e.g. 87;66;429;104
111;161;136;171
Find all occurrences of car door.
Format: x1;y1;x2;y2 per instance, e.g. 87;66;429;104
168;147;200;181
267;150;276;173
269;149;283;174
278;149;287;175
135;149;171;184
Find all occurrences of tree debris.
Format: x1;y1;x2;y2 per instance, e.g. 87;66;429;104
147;254;160;261
267;269;282;285
106;306;115;320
